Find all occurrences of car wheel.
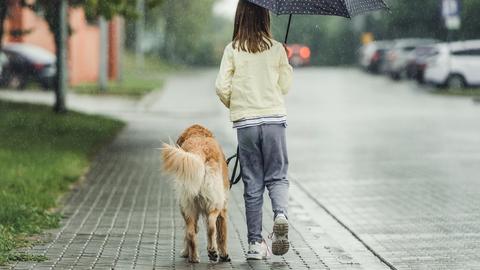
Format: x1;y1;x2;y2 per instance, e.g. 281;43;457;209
40;80;52;91
446;74;466;89
415;71;425;84
390;72;400;80
8;74;26;90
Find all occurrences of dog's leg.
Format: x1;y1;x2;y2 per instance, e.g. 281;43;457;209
207;210;220;261
180;210;189;258
184;212;200;263
216;209;230;262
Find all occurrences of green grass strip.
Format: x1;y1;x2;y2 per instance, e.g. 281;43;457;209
433;87;480;97
0;101;124;265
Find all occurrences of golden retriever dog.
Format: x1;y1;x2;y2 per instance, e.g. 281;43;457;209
162;124;230;263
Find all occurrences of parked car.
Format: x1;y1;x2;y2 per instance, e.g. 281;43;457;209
424;40;480;88
385;38;438;80
359;41;393;74
405;45;438;83
0;43;56;90
286;44;311;67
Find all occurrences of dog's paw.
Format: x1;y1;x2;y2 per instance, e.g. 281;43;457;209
219;254;231;262
188;256;200;263
180;249;189;258
208;250;218;261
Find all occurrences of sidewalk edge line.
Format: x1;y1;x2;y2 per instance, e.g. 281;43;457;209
291;175;398;270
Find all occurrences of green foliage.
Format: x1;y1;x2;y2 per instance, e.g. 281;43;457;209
77;0;164;20
459;0;480;39
79;0;138;20
30;0;163;35
434;87;480;97
270;0;480;66
363;0;445;40
140;0;358;66
364;0;480;41
7;253;47;263
272;15;357;65
0;101;124;264
0;1;7;50
0;226;15;265
161;0;218;65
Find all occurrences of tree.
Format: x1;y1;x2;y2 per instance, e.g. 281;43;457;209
0;0;164;112
459;0;480;40
271;15;357;65
161;0;217;65
0;0;17;53
362;0;480;41
0;1;8;52
34;0;163;112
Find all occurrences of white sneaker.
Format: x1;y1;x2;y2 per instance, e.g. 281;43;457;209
246;240;269;260
271;213;289;255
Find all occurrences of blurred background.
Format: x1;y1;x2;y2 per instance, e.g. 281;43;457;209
1;0;480;267
1;0;479;96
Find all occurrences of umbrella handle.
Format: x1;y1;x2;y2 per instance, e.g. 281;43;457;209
284;14;292;44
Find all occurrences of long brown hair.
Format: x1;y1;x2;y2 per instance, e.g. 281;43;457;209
232;0;273;53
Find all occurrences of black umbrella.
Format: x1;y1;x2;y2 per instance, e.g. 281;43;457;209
246;0;390;43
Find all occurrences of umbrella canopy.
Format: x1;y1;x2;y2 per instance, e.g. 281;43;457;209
247;0;389;18
246;0;389;43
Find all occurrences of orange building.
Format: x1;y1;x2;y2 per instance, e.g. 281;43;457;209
2;0;122;86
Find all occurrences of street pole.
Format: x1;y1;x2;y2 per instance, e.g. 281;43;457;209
442;0;461;81
54;0;68;113
99;16;109;92
135;0;145;67
117;19;124;83
0;0;9;52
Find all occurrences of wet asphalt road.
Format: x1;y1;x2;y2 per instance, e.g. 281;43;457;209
286;68;480;269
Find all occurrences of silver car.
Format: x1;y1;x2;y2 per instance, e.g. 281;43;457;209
385;38;438;80
358;41;394;74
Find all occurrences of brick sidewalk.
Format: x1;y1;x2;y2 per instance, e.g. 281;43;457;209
2;72;389;270
7;124;352;269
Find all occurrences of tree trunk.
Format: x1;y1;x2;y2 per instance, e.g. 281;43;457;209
0;0;8;52
117;19;124;83
162;0;176;63
98;16;108;92
53;0;68;113
135;0;145;67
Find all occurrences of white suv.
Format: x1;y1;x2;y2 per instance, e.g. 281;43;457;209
424;40;480;88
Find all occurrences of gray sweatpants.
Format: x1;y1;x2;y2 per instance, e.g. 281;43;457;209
237;124;289;243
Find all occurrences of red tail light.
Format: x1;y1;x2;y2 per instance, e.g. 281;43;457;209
299;46;311;59
33;63;45;70
372;51;380;62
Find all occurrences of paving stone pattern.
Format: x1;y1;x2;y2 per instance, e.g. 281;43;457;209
7;118;352;270
3;71;384;270
8;68;476;270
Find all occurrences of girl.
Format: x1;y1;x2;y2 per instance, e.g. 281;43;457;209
215;0;293;260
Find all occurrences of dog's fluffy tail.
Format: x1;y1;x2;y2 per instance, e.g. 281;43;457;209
161;143;205;196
